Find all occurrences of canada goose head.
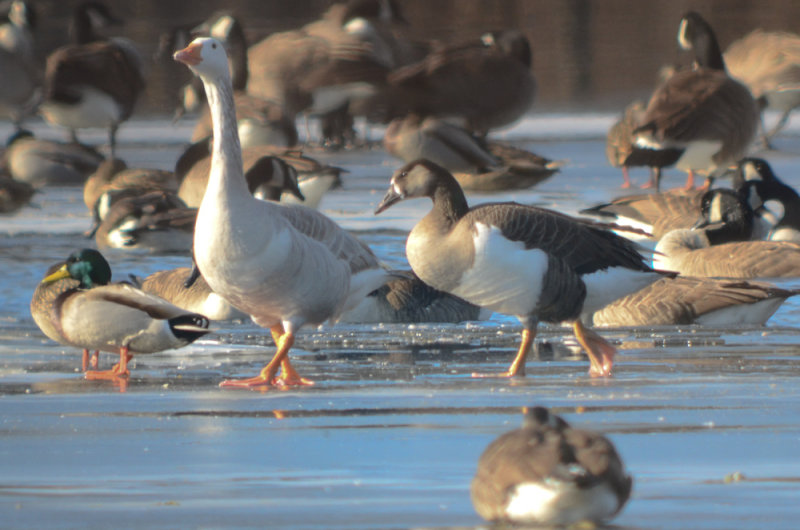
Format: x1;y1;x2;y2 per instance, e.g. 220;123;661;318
246;156;304;202
695;188;754;244
70;1;123;44
173;37;230;82
521;406;570;431
6;0;37;31
677;12;725;70
482;29;532;68
43;248;111;288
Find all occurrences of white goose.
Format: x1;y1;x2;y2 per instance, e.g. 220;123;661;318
174;37;390;388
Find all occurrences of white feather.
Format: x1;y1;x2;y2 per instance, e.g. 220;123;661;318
505;479;620;525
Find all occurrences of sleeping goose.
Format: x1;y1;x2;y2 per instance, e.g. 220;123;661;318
724;29;800;147
593;276;798;327
655;188;800;278
30;249;209;382
175;136;333;209
187;12;298;149
93;190;196;254
0;174;34;213
3;129;104;187
175;36;392;388
383;114;560;191
634;12;758;190
471;406;632;526
735;158;800;243
375;159;664;377
39;2;146;157
0;0;39;128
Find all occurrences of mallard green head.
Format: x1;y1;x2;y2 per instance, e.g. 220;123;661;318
43;249;112;288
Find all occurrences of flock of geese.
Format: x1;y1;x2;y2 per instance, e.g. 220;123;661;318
4;0;800;526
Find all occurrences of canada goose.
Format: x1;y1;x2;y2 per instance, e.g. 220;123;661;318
634;12;758;190
186;12;298;149
175;37;393;388
246;0;401;146
605;100;683;190
655;188;800;278
580;188;707;243
2;129;104;186
93;190;196;254
39;2;146;157
471;406;632;526
373;29;535;135
593;276;798;326
0;0;39;128
383;114;560;191
0;174;34;213
735;158;800;243
30;248;209;383
175;136;333;209
724;29;800;148
375;159;664;377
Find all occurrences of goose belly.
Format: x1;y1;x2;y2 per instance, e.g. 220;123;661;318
674;140;724;173
195;219;350;327
40;87;122;129
504;480;621;525
409;223;548;317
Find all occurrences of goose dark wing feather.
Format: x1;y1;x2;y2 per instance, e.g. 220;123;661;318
467;203;653;274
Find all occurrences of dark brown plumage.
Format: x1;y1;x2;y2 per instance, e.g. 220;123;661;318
471;406;632;525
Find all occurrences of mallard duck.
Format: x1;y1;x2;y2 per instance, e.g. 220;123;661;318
471;406;632;526
375;159;664;377
93;190;196;254
175;37;392;388
30;248;209;382
634;12;758;190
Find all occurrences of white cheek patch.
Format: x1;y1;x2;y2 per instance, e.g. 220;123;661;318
744;163;763;182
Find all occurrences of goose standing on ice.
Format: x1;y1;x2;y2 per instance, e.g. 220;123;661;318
174;37;391;388
634;12;758;190
375;160;664;377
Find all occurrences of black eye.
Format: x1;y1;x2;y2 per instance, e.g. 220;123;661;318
211;43;217;49
400;171;408;178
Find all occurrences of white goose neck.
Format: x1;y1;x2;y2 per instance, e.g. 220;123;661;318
202;73;249;198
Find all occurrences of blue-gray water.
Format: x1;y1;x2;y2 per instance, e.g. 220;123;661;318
2;115;800;528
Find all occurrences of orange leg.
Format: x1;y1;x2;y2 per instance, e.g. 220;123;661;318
220;325;314;388
573;321;615;377
80;349;100;371
682;170;696;190
85;347;132;380
620;167;632;189
472;328;534;378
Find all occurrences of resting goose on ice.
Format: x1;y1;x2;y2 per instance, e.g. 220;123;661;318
470;406;632;526
375;159;664;377
174;37;391;388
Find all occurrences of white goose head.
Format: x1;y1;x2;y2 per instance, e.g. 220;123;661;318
173;37;230;82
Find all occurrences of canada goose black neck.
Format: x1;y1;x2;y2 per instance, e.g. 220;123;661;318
71;2;120;45
698;188;754;245
680;12;726;71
